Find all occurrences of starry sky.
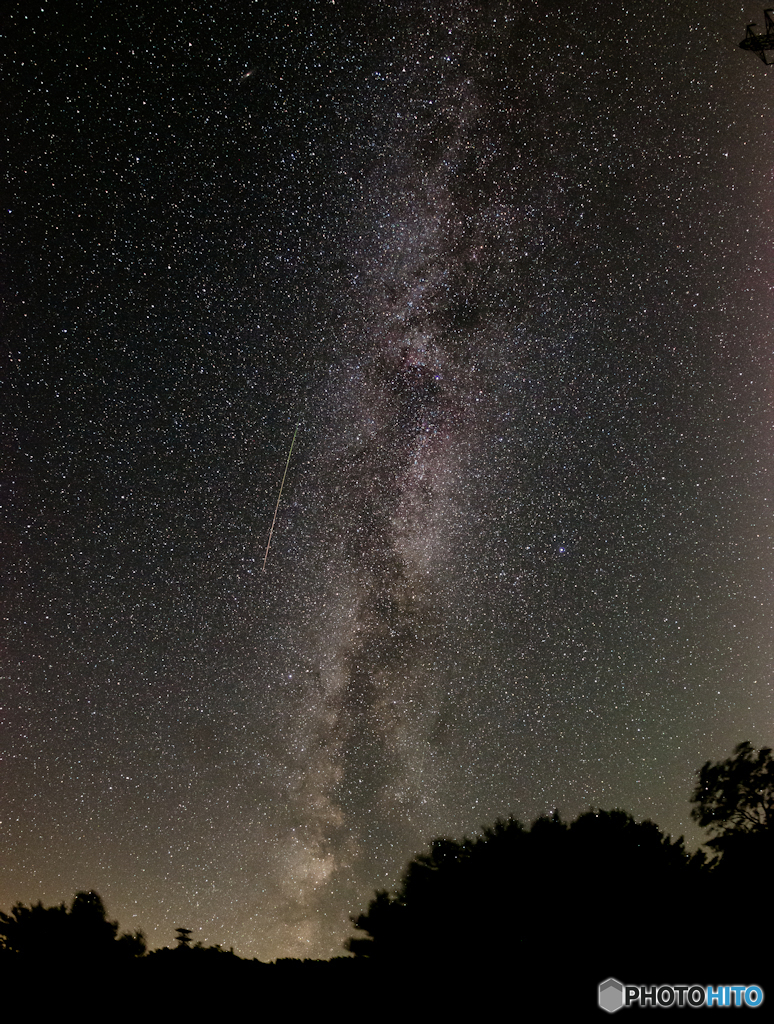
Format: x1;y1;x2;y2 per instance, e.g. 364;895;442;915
3;0;774;960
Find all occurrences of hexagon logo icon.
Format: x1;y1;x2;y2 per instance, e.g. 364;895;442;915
599;977;625;1013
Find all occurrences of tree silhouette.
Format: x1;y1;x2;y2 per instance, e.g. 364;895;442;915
688;741;774;979
691;740;774;849
0;900;69;957
0;891;145;965
347;809;699;977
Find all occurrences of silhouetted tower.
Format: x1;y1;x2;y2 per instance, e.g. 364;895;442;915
740;9;774;64
174;927;193;947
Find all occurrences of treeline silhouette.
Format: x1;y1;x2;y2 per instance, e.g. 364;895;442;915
2;741;772;1006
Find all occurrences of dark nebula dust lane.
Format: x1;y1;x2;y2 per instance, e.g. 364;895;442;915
3;1;774;960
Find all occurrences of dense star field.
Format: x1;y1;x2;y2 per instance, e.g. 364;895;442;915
3;0;774;959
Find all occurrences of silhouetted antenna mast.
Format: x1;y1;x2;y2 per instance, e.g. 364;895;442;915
740;9;774;63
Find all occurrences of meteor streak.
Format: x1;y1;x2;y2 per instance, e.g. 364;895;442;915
263;423;299;571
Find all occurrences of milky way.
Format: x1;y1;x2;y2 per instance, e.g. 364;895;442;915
4;1;774;959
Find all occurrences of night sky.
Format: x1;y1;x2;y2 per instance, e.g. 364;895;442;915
3;0;774;960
